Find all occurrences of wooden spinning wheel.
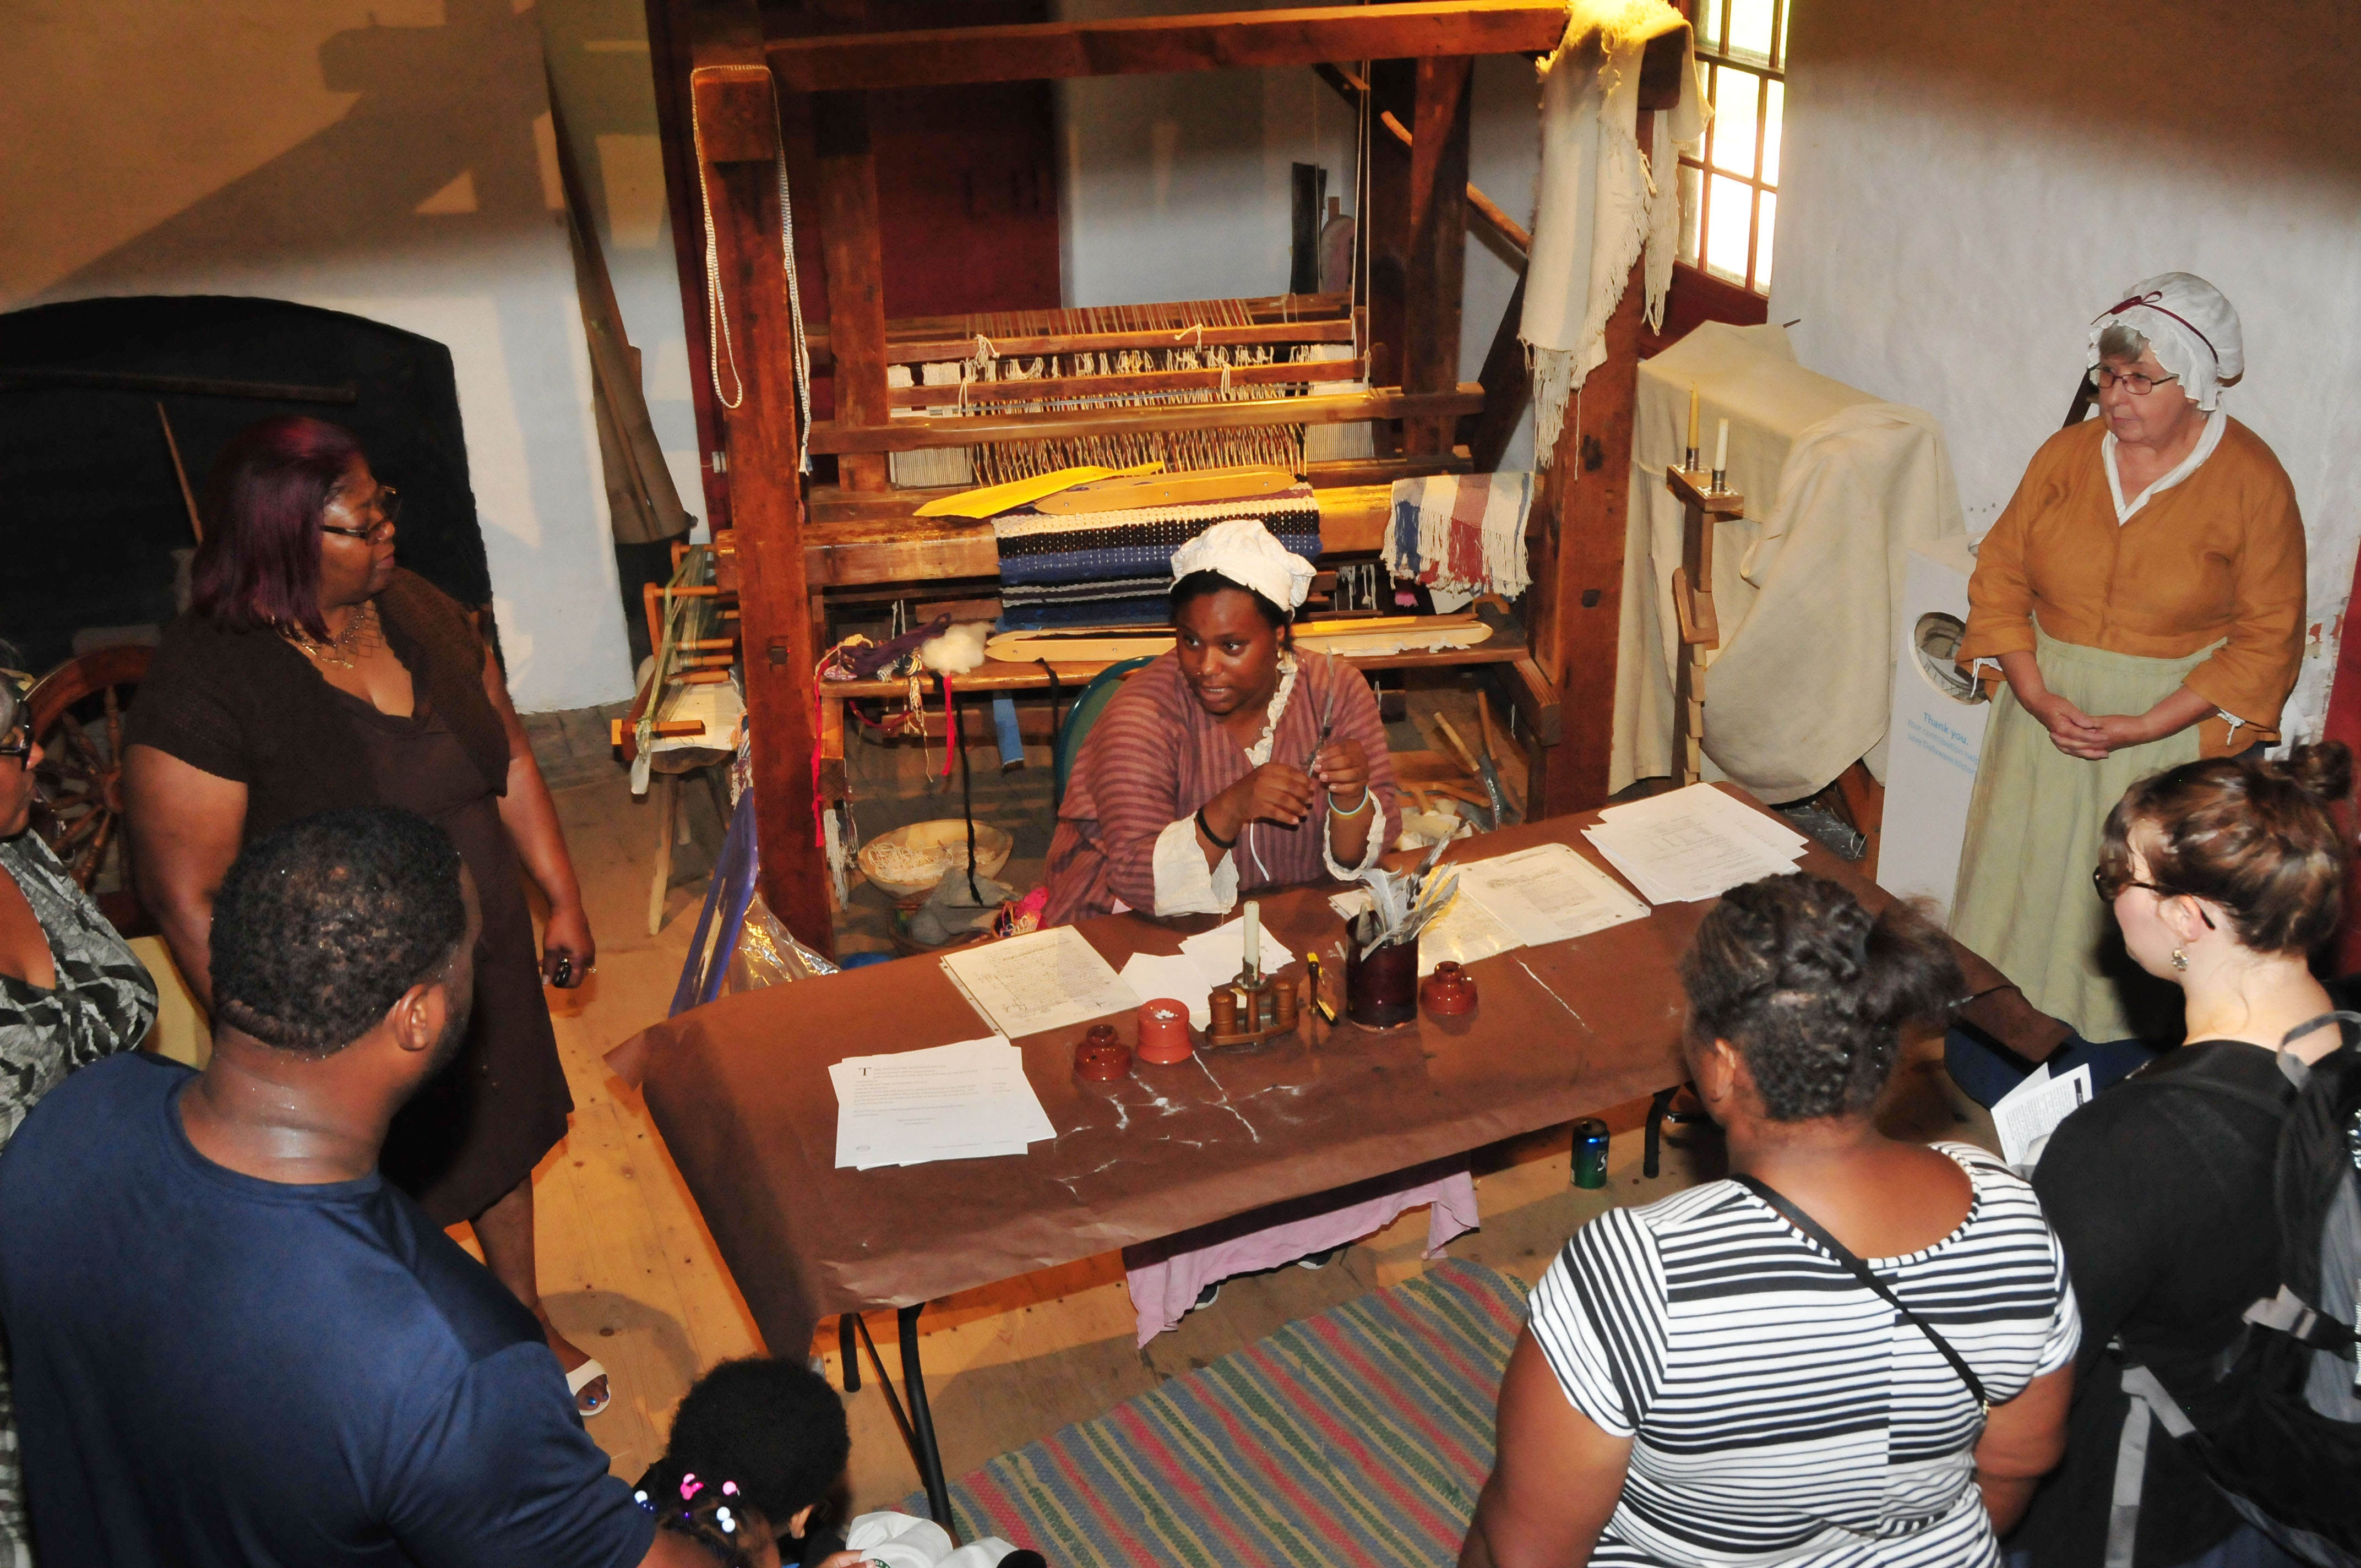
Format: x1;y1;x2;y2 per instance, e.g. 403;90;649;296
26;644;152;934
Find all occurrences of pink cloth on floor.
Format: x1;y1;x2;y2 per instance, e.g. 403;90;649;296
1122;1167;1479;1346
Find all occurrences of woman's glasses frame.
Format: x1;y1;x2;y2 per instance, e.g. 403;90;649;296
2091;864;2217;928
318;484;402;543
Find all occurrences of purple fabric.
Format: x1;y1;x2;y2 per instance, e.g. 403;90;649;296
1121;1168;1479;1346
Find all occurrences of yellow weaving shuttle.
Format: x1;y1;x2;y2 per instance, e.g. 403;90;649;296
913;461;1164;520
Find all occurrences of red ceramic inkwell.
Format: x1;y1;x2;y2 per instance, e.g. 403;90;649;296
1419;960;1478;1018
1135;1000;1194;1065
1073;1023;1132;1082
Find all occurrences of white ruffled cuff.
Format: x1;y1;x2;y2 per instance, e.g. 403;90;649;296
1323;792;1386;881
1151;814;1238;917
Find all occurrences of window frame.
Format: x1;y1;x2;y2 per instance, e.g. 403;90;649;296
1679;0;1787;297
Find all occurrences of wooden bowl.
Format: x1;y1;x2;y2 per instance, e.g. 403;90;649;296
858;819;1014;901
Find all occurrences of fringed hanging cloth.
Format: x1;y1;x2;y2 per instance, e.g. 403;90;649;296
1522;0;1706;463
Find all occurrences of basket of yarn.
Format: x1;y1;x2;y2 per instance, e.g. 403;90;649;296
857;819;1014;903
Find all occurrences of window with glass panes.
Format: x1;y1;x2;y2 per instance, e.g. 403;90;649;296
1679;0;1787;295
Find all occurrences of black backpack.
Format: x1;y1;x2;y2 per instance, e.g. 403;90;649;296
2110;1014;2361;1568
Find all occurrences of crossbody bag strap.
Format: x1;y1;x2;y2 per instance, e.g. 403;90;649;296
1729;1173;1992;1414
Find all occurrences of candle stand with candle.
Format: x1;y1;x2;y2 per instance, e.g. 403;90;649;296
1204;965;1299;1048
1663;462;1748;786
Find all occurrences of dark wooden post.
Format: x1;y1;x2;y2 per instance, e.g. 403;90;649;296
690;64;836;954
1528;118;1651;818
1362;59;1416;452
1401;55;1472;456
813;90;891;492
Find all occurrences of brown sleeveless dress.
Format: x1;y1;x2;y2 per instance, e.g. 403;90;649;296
334;688;571;1224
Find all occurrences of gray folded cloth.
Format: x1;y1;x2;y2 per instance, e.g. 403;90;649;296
906;869;1016;948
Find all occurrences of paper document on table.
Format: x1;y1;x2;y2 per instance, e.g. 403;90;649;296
1583;785;1805;903
1328;884;1523;976
1179;919;1253;992
939;925;1139;1039
1453;843;1650;945
1118;952;1212;1029
831;1035;1056;1169
1992;1062;2094;1172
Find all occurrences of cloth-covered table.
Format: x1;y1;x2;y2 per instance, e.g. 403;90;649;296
1615;323;1966;800
609;798;1930;1362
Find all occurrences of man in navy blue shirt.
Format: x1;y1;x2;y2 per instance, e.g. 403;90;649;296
0;808;703;1567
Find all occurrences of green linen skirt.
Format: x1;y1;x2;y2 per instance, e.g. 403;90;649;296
1950;626;2215;1043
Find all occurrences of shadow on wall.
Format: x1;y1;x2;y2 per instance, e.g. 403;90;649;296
21;0;632;709
1791;0;2361;179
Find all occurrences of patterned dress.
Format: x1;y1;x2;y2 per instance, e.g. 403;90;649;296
0;833;156;1565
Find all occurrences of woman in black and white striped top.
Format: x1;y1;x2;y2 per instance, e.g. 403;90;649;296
1460;874;2079;1568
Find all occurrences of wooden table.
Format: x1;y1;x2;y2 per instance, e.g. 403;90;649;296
612;790;1914;1523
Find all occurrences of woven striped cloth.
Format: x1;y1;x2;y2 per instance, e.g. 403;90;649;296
992;486;1323;631
900;1259;1528;1566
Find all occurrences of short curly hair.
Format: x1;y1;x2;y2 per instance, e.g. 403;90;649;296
656;1357;851;1531
209;807;469;1054
1679;874;1963;1122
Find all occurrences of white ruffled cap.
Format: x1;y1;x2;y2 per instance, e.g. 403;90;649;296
1169;517;1315;611
2086;271;2244;412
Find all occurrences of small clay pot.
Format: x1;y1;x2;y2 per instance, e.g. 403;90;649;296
1135;1000;1194;1064
1420;960;1478;1017
1074;1023;1132;1081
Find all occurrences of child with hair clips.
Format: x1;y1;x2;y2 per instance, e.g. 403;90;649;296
635;1357;1042;1568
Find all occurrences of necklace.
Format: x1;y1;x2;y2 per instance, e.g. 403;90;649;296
287;601;382;670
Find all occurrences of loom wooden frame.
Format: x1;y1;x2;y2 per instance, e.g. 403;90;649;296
662;0;1673;951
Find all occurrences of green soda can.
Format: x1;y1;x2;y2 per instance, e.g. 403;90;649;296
1573;1119;1610;1189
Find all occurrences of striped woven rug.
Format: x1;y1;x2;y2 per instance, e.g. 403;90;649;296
900;1259;1530;1567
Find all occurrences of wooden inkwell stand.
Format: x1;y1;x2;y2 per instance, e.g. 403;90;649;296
1206;962;1299;1048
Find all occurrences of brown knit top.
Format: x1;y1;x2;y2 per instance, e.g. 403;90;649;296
125;570;512;841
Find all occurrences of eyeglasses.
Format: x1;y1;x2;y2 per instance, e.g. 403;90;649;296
2090;366;2180;396
0;676;30;761
2091;864;2216;928
319;485;401;543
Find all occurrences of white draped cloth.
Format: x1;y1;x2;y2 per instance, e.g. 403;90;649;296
1521;0;1706;460
1614;324;1967;801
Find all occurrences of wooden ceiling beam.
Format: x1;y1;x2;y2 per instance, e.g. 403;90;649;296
766;1;1568;92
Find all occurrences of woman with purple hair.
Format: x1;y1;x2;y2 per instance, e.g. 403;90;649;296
122;415;611;1415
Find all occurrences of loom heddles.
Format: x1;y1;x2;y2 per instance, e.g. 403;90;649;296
907;299;1318;487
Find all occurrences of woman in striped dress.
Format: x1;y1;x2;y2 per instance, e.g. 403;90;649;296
1460;875;2078;1568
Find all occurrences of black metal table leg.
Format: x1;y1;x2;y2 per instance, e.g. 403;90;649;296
845;1307;959;1539
899;1303;954;1531
839;1314;861;1392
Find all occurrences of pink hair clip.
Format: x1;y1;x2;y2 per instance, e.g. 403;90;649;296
679;1473;703;1501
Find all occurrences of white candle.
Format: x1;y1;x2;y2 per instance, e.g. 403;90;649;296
1714;417;1730;473
1243;900;1261;975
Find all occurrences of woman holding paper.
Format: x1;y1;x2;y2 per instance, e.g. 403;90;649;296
1045;519;1401;925
1952;274;2305;1053
2015;742;2352;1567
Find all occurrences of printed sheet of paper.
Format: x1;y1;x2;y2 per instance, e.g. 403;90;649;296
939;925;1139;1039
831;1035;1056;1169
1992;1062;2094;1172
1452;842;1650;946
1118;953;1213;1029
1583;784;1806;903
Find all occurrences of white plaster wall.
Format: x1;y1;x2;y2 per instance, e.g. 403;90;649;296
0;0;635;711
1053;0;1360;308
1770;0;2361;744
1052;3;1541;472
535;0;709;525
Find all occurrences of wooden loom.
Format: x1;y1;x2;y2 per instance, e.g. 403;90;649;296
653;0;1694;954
